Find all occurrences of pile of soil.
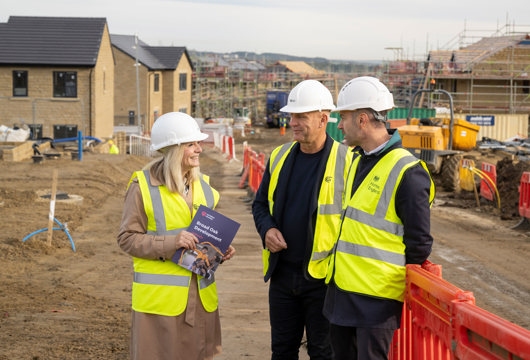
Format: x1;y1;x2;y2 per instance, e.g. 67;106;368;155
496;158;530;220
434;154;530;221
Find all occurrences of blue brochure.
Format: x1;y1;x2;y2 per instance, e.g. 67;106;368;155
171;205;240;278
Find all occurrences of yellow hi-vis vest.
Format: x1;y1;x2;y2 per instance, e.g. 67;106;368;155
263;141;353;279
130;170;220;316
109;144;119;154
326;148;434;301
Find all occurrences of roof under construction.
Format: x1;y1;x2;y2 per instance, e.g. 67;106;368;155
428;34;530;69
273;61;324;75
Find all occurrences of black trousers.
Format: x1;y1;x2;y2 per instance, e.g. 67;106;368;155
329;323;395;360
269;265;332;360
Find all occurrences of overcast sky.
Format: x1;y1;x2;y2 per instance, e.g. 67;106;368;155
1;0;529;61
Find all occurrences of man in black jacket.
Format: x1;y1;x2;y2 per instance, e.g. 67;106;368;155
253;80;352;360
324;76;435;360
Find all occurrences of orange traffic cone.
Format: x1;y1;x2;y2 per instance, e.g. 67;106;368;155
280;126;286;136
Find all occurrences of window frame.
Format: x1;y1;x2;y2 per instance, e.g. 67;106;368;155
154;73;160;92
179;73;187;91
53;71;78;98
12;70;28;97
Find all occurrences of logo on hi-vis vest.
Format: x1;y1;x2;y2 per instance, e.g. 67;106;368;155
367;175;381;194
325;176;333;183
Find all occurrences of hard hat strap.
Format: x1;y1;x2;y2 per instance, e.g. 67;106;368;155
372;110;387;123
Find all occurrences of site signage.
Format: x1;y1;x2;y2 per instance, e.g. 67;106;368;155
466;115;495;126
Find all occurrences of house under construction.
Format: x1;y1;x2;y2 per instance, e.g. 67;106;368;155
427;34;530;113
383;23;530;114
191;56;343;123
191;22;530;125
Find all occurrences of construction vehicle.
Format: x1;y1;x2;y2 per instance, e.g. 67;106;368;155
266;90;289;128
233;107;251;126
399;89;480;191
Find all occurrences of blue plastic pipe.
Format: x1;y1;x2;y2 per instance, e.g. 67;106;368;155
21;217;76;252
78;131;82;161
52;136;102;143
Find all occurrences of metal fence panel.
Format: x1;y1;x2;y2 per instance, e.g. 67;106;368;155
129;134;156;157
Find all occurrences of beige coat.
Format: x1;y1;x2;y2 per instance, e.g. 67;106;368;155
117;170;222;360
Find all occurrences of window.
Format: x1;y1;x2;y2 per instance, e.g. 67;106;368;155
128;111;136;125
154;74;160;92
53;71;77;98
13;70;28;96
28;124;43;140
179;73;187;91
179;107;187;114
53;124;78;139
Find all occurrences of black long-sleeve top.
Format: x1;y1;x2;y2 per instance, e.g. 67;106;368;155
252;135;335;282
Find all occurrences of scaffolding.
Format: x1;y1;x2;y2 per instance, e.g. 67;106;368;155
191;55;375;124
382;21;530;114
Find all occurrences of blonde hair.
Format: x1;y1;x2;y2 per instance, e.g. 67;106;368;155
143;144;200;194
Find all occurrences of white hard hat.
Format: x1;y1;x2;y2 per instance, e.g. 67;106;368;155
335;76;394;112
150;112;208;151
280;80;335;113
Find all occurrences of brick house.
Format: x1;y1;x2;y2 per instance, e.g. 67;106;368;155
111;35;193;133
0;16;115;139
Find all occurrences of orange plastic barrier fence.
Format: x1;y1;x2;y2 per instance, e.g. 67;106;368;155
518;172;530;219
239;142;265;194
390;260;442;360
226;136;236;160
390;263;475;360
249;152;265;194
452;301;530;359
389;262;530;359
239;143;252;189
242;142;250;169
480;162;497;201
213;132;237;161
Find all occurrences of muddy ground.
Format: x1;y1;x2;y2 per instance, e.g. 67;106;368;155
0;127;529;359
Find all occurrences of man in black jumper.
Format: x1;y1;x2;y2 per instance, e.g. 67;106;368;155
253;80;352;359
324;76;435;360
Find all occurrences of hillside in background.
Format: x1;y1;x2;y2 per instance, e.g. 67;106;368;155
189;50;382;73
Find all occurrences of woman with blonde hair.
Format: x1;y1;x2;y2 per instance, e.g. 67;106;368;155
117;112;235;360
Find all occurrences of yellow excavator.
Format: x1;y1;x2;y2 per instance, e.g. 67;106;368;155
398;89;480;191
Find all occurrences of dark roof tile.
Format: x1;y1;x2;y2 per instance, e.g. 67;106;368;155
0;16;107;66
111;34;192;71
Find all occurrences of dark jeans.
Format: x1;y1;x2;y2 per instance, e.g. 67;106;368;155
269;264;332;360
329;324;395;360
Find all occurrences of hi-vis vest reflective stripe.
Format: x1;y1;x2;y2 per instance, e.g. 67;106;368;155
131;170;220;316
263;141;353;279
327;148;434;302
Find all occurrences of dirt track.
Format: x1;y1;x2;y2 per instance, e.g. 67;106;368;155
0;127;529;359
